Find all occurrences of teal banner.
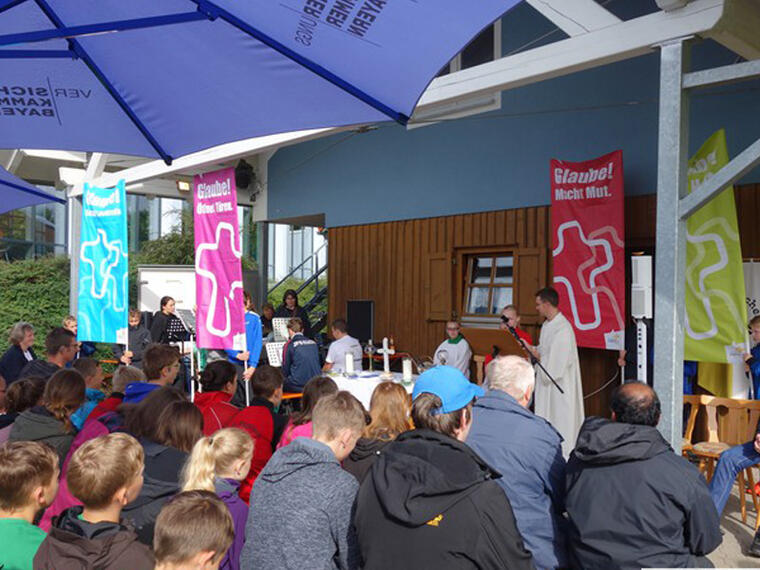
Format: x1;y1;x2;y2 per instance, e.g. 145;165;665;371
77;180;128;344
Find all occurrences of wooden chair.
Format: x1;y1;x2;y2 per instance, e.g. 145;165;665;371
691;397;760;526
473;355;486;385
747;401;760;531
682;394;703;454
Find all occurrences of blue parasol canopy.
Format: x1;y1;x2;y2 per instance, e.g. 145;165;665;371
0;163;65;213
0;0;521;163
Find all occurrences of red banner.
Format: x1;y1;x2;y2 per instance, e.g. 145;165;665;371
550;150;625;350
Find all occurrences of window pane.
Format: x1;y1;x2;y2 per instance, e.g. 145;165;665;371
494;256;514;283
491;287;512;314
461;25;495;69
466;287;490;314
470;257;493;284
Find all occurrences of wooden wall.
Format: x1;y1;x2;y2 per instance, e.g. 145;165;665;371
327;185;758;418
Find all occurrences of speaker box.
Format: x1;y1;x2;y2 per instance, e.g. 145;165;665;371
346;300;374;343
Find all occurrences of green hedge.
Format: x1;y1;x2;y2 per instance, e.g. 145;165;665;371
0;256;73;356
0;216;264;361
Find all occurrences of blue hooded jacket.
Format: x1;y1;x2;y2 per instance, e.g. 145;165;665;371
123;382;161;404
225;311;263;368
71;388;106;430
467;389;567;569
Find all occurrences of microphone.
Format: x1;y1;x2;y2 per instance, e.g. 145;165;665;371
505;321;564;394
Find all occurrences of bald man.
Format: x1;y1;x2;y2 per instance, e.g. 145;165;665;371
565;383;721;569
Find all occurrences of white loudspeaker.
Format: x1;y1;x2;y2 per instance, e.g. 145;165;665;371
631;256;653;319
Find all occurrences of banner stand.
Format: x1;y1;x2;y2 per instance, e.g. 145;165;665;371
244;366;250;406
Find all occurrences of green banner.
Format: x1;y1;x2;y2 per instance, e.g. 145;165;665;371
684;129;746;369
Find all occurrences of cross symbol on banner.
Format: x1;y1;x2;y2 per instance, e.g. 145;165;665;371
196;222;244;340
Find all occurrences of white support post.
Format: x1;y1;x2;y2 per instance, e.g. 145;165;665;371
69;154;109;316
3;149;23;174
67;193;82;316
653;39;692;452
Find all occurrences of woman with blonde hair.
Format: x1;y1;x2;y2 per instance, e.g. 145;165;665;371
8;369;86;465
182;428;254;570
343;381;412;482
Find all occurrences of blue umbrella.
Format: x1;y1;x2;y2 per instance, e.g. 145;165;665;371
0;164;65;213
0;0;521;164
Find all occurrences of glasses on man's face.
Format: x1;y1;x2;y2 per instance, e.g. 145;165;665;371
446;327;459;332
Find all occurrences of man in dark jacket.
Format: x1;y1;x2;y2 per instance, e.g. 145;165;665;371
355;365;534;569
467;355;567;569
19;327;78;381
566;382;721;569
281;318;321;392
113;310;153;369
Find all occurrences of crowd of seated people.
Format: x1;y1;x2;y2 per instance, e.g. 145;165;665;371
0;305;737;570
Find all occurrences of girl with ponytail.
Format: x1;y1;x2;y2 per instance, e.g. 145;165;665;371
8;369;86;466
181;428;253;570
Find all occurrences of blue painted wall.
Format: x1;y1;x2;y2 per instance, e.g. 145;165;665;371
268;5;760;227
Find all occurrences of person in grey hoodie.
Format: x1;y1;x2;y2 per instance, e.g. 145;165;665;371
9;369;85;466
241;391;366;570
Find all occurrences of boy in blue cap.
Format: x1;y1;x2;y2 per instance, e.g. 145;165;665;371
354;365;534;569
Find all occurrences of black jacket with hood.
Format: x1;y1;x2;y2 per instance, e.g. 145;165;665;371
33;506;154;569
354;429;534;570
343;438;390;483
566;417;722;569
121;439;187;545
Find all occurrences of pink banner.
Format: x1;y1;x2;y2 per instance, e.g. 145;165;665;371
550;150;625;351
194;167;245;350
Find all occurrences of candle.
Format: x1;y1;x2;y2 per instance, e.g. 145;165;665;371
345;352;355;375
402;358;412;381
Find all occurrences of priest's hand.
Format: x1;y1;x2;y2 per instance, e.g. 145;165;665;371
755;433;760;454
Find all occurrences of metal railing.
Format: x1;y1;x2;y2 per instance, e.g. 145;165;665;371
266;241;327;296
267;241;328;335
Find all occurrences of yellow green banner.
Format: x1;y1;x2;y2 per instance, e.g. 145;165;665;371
684;130;746;380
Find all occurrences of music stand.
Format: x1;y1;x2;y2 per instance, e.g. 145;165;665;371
272;318;289;342
266;342;286;367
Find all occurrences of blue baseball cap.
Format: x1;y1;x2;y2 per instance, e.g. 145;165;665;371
412;365;485;414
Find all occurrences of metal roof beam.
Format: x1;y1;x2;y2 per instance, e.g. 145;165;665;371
705;0;760;61
525;0;620;36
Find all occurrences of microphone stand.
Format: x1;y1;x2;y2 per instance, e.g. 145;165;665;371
507;325;564;394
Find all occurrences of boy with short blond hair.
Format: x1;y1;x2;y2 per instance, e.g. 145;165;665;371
0;441;59;570
34;433;154;569
154;490;234;570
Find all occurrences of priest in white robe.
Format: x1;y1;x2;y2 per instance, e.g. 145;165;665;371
434;321;473;378
533;287;585;458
